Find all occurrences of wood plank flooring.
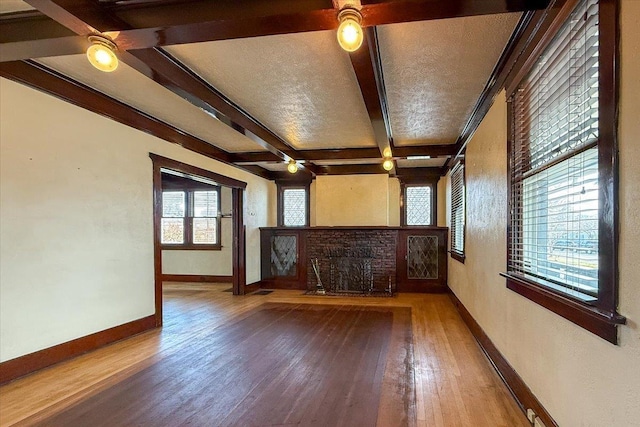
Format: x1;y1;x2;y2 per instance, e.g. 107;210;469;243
0;284;529;427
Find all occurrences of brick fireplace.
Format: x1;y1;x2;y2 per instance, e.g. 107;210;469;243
260;226;448;293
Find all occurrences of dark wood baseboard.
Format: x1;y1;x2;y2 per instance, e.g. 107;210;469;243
162;274;232;283
244;282;262;294
0;315;157;385
449;292;558;427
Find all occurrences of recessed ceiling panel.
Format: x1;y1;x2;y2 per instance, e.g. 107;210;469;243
165;31;376;150
0;0;34;13
379;13;521;146
36;55;267;153
313;158;380;166
396;158;447;168
256;162;290;172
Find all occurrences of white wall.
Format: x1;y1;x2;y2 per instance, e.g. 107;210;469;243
162;187;233;276
445;2;640;424
0;78;275;362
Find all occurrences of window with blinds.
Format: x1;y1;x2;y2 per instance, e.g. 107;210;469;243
161;188;220;247
508;0;600;300
450;163;465;259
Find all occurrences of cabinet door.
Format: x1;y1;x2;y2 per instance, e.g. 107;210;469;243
396;229;447;292
260;230;307;289
269;233;298;277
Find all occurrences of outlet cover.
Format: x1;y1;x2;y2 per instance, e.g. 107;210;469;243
526;409;536;423
534;417;547;427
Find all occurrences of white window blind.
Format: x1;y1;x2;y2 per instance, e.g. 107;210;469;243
161;191;185;244
509;0;600;299
193;191;218;244
450;163;465;255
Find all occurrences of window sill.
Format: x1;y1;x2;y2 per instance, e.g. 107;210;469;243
449;251;465;264
501;272;626;344
161;244;222;251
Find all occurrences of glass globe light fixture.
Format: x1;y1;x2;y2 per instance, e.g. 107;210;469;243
87;35;118;72
337;7;364;52
287;159;299;174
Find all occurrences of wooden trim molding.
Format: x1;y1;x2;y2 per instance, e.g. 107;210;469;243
449;292;559;427
449;251;466;264
161;274;232;283
244;282;262;294
503;0;624;345
0;315;156;385
502;273;625;344
0;1;551;61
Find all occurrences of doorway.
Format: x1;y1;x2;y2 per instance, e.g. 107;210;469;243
150;153;247;326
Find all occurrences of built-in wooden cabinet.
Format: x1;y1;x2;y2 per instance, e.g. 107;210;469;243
259;227;448;293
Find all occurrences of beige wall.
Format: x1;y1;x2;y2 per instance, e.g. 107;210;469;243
162;187;233;276
445;2;640;424
388;177;401;226
314;174;390;226
313;174;444;227
0;78;275;362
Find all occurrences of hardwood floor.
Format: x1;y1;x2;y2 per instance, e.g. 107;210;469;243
0;284;528;427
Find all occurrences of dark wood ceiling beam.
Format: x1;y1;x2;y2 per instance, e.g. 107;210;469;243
1;0;551;62
231;165;274;181
13;0;323;176
0;60;236;164
315;164;390;175
125;49;323;176
395;168;445;181
0;60;287;180
349;27;393;159
231;144;457;163
393;144;457;157
445;6;558;170
125;48;293;158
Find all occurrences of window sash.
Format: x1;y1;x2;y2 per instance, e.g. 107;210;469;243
508;0;601;299
161;189;220;246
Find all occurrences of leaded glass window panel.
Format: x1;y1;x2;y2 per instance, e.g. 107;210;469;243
406;186;432;225
270;235;298;276
283;189;307;226
407;235;438;279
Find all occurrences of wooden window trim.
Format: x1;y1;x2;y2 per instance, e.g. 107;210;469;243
161;188;222;251
399;177;438;227
276;181;310;227
449;161;466;264
504;0;625;344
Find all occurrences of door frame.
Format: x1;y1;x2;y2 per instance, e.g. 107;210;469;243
150;153;247;326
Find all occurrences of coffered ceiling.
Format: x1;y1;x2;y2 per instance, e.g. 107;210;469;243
0;0;549;180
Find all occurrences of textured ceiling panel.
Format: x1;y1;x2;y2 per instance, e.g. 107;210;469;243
313;158;381;166
396;158;447;168
0;0;34;13
256;162;290;172
165;31;376;150
37;55;267;153
379;13;521;146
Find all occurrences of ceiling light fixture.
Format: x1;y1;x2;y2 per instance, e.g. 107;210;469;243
87;35;119;72
287;159;299;174
382;158;394;171
337;7;364;52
